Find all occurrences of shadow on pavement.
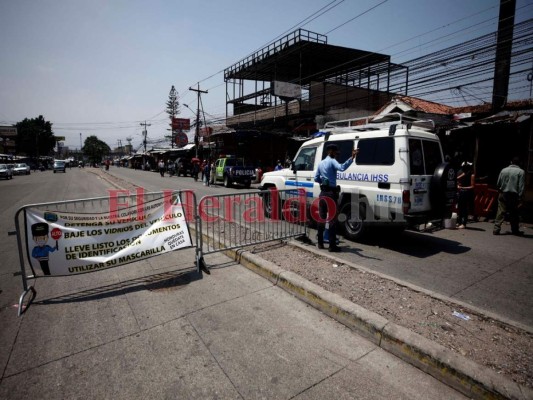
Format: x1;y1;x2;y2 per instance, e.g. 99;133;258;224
355;230;471;258
32;268;202;307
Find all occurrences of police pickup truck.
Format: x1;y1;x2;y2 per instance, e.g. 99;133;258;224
214;157;256;188
259;114;456;240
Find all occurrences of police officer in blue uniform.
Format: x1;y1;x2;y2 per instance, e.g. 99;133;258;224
314;144;358;252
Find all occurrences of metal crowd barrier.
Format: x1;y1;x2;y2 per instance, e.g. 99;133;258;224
13;189;200;316
13;188;310;316
196;188;309;263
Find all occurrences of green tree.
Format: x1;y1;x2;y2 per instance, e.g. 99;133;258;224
82;135;110;165
166;85;180;147
15;115;56;158
166;85;180;119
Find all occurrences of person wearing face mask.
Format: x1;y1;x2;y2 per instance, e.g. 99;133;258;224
31;222;58;276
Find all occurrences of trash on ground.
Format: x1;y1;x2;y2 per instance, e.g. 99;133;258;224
452;311;471;321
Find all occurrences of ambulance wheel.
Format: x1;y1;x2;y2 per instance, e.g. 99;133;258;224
430;162;456;215
339;201;367;241
262;189;280;219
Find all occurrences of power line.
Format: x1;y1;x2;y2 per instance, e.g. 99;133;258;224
325;0;388;35
176;0;347;96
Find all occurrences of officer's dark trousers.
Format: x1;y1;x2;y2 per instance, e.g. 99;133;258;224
317;190;338;246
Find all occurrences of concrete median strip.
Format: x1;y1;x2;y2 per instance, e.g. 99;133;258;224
225;246;532;400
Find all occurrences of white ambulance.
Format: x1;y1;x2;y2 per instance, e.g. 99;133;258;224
259;114;456;240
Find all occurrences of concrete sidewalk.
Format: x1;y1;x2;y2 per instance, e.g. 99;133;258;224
0;249;466;399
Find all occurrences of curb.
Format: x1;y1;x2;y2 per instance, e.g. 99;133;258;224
225;246;532;400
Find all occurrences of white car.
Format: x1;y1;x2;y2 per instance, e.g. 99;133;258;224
259;114;457;240
13;163;30;175
53;160;67;173
0;164;13;180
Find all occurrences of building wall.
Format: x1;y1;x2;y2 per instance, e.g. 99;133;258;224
226;101;302;127
307;81;392;118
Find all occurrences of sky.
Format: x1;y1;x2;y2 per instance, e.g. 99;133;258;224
1;0;532;151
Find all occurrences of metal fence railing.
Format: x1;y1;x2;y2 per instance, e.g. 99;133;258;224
197;189;309;260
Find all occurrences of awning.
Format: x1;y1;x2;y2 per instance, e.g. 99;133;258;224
148;144;196;156
474;109;532;124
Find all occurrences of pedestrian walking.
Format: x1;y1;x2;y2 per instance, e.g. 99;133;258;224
493;157;525;235
209;161;215;185
314;144;359;252
158;159;165;177
203;160;211;186
456;161;475;229
168;162;175;176
192;162;200;181
200;160;206;182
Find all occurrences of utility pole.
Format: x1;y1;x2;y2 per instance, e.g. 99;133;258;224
189;84;208;157
140;121;151;170
492;0;516;112
126;136;132;155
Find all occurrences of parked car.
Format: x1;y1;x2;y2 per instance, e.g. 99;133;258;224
53;160;67;173
0;164;13;180
13;163;31;175
214;157;256;188
175;158;192;177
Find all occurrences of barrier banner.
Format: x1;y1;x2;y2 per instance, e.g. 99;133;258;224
25;193;192;276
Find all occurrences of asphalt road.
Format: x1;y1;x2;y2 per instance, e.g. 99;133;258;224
0;167;467;399
104;166;533;328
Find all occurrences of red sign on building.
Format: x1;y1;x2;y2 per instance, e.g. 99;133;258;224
172;118;190;131
175;132;189;148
